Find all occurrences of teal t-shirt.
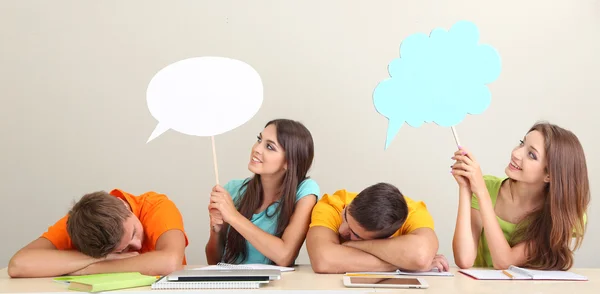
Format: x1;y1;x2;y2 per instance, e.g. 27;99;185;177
222;178;320;264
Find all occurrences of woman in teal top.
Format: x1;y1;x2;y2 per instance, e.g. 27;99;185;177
450;122;589;270
205;119;320;265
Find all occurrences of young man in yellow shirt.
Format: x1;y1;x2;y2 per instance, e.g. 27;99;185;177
306;183;448;274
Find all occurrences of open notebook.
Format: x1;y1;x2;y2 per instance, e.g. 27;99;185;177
460;266;588;281
194;262;295;272
346;268;453;277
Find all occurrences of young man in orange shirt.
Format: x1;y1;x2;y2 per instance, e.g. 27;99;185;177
8;189;188;278
307;183;448;274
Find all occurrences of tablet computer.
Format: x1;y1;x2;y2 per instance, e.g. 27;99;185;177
343;276;429;289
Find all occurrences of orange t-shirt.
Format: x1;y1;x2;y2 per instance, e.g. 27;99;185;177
41;189;189;264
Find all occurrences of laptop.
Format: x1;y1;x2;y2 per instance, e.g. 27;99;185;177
166;269;282;282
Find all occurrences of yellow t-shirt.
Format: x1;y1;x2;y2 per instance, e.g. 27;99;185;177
309;189;435;236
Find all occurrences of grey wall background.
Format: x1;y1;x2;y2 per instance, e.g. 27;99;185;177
1;0;598;268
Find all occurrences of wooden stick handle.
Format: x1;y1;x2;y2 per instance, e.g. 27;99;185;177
451;126;461;148
211;136;220;185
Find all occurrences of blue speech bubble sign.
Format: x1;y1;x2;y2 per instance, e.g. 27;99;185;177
374;20;501;149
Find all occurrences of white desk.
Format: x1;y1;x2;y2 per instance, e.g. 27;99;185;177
1;265;599;293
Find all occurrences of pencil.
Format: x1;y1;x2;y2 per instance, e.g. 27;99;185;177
502;270;514;279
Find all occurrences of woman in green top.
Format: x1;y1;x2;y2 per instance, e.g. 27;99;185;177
450;122;590;270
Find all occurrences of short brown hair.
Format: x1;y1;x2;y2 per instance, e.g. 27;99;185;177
66;191;131;258
349;183;408;239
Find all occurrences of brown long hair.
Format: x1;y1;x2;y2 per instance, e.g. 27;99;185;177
511;122;590;270
222;119;314;264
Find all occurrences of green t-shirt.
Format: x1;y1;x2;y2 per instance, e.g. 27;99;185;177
471;175;587;267
471;175;588;267
470;175;515;267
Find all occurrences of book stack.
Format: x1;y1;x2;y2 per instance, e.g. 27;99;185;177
152;263;284;290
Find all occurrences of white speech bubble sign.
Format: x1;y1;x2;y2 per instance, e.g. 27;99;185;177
146;56;263;142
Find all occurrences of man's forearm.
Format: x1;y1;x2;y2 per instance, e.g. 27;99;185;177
77;250;183;276
344;233;436;271
310;243;397;274
8;249;98;278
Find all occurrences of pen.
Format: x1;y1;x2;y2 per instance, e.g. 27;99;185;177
502;270;514;279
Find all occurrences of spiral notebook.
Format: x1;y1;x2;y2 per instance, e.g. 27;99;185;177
194;262;295;272
151;276;269;290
